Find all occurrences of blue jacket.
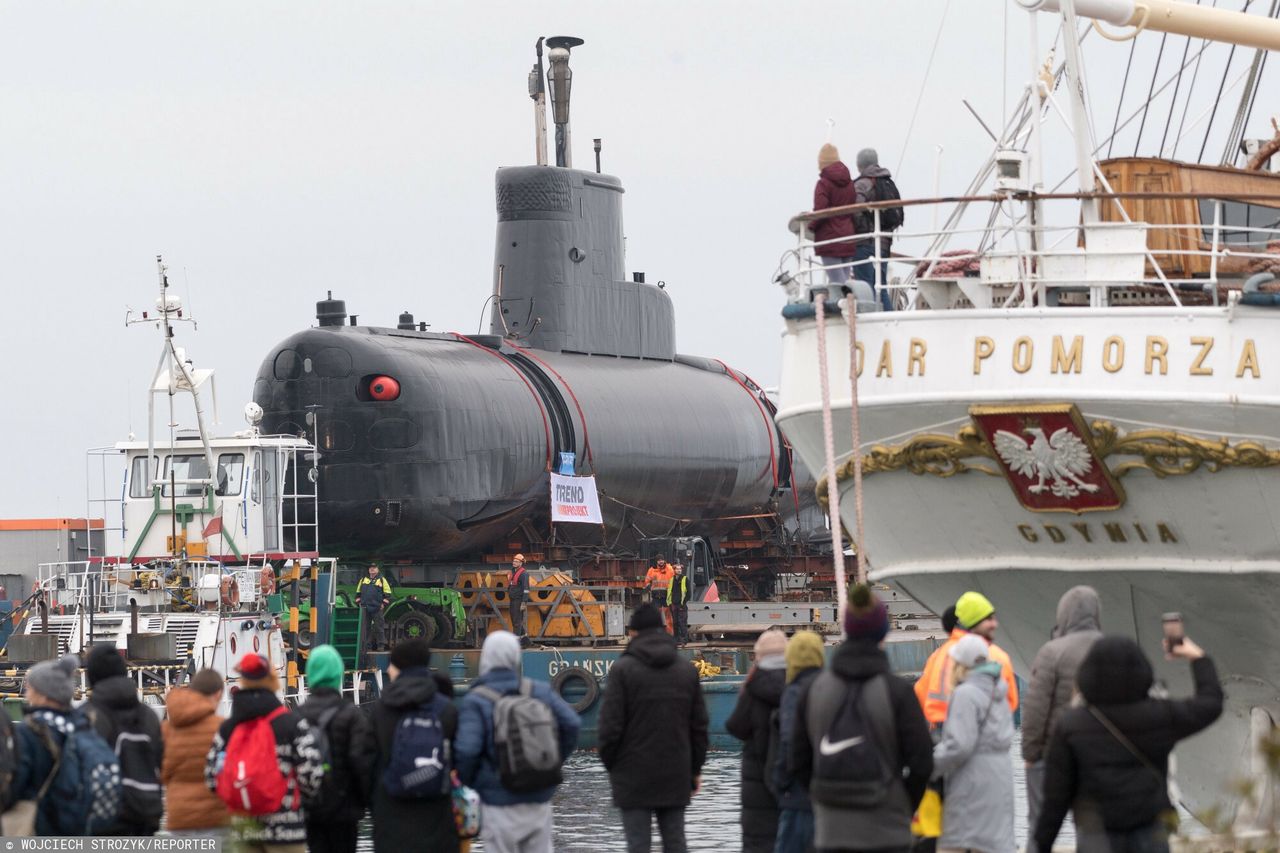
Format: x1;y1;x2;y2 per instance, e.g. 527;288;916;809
455;668;580;805
12;707;80;835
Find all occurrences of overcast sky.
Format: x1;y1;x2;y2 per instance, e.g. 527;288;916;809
3;0;1276;518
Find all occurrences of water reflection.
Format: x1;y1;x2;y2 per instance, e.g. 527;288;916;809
356;734;1065;850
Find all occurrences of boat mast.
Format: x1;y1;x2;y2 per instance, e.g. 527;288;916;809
1057;0;1101;224
127;256;217;508
1021;0;1280;54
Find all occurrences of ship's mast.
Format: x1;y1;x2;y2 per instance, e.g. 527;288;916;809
126;256;217;511
1021;0;1280;52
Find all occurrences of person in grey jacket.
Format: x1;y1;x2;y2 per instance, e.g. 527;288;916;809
932;635;1015;853
1021;585;1102;832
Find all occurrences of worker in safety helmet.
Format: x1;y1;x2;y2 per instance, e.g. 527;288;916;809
509;554;530;641
357;564;393;652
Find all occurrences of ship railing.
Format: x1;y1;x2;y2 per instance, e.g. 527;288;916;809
782;190;1280;311
34;560;165;613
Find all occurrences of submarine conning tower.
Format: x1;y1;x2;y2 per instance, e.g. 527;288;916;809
489;167;674;359
488;36;675;360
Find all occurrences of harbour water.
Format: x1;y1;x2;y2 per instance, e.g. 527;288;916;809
357;732;1070;851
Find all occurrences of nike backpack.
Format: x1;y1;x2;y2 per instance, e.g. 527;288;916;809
382;694;453;799
216;706;292;815
472;679;563;793
808;673;896;808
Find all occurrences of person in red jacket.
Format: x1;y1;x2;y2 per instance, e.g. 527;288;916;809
812;143;860;287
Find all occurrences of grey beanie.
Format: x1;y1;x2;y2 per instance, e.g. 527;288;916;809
27;654;79;707
856;147;879;171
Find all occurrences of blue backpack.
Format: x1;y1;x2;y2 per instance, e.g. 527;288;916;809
382;694;452;799
31;714;123;834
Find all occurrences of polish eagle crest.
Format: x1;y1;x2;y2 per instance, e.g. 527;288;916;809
992;427;1100;499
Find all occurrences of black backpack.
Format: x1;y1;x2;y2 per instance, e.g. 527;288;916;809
808;673;897;808
87;705;163;828
303;704;352;813
861;175;904;233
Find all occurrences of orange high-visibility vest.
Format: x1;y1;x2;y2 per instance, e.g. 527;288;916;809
643;564;674;590
915;627;1020;725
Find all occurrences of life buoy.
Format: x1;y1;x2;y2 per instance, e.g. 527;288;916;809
220;576;241;608
260;566;277;596
550;666;600;714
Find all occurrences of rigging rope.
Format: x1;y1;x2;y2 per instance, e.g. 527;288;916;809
1108;38;1139;159
1198;0;1253;162
845;301;866;587
1223;0;1279;165
897;0;953;175
1135;31;1171;156
1159;2;1202;158
812;291;847;626
1171;0;1219;160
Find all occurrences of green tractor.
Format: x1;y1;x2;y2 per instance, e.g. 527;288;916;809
334;565;467;648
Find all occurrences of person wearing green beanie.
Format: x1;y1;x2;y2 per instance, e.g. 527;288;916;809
785;630;825;685
306;644;345;690
298;644;372;853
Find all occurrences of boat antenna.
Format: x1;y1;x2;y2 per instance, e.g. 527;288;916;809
125;256;216;520
530;37;548;166
545;36;584;168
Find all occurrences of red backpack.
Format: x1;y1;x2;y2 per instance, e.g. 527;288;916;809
216;706;292;815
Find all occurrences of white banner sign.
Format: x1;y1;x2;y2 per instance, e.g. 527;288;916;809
550;473;603;524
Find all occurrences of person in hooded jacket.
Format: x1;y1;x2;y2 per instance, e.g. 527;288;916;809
793;586;933;853
359;639;460;853
298;644;373;853
727;628;788;852
84;642;164;836
931;635;1015;853
812;143;861;287
771;630;824;853
10;654;86;836
851;148;899;310
205;654;324;853
1034;634;1222;853
455;630;580;853
1021;586;1103;833
161;668;229;838
599;603;709;853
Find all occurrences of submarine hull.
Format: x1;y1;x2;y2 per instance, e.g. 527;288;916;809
254;325;794;561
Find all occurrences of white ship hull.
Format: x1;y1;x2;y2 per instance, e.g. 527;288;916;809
777;304;1280;819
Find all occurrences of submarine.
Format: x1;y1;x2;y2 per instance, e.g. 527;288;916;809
253;38;822;577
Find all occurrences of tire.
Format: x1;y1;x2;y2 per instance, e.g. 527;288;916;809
432;611;455;646
392;605;440;647
550;666;600;714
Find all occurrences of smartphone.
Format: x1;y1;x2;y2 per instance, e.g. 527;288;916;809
1162;612;1184;649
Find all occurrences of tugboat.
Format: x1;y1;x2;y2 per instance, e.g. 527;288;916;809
7;258;350;708
776;0;1280;826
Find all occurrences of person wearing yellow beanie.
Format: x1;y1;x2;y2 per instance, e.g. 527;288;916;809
785;630;825;685
914;592;1019;732
954;591;996;636
774;630;826;853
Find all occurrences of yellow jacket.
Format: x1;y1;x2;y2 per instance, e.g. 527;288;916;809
914;627;1019;725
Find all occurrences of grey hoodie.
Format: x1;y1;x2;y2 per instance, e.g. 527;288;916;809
1020;586;1103;763
932;662;1016;853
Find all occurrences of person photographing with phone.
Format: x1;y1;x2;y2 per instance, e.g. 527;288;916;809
1032;615;1223;853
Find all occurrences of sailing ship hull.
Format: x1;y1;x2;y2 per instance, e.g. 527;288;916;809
777;304;1280;818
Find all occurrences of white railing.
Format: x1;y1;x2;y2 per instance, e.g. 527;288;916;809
780;192;1280;311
